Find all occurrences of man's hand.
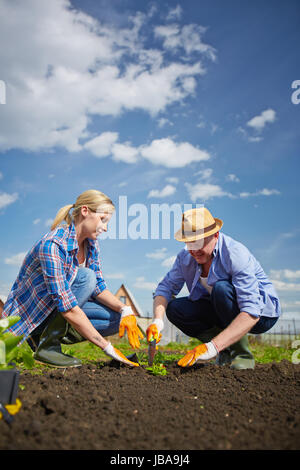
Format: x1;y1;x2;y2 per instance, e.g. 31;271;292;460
146;318;164;343
103;342;139;367
177;342;218;367
119;306;144;349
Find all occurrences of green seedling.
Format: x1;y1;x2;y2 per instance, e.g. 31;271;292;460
145;363;167;376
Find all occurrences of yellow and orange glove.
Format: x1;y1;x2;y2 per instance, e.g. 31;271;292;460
146;318;164;344
177;341;219;367
119;306;144;349
103;342;139;367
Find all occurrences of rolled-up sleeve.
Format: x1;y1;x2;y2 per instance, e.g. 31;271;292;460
230;246;263;318
88;240;107;295
154;254;185;303
39;240;78;313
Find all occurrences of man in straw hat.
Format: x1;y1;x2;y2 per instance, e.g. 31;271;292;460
146;207;281;369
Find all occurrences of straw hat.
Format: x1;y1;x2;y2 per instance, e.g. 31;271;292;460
174;207;223;242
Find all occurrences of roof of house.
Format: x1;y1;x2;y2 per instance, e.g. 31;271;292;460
117;283;144;317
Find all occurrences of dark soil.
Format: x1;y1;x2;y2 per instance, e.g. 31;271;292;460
0;359;299;450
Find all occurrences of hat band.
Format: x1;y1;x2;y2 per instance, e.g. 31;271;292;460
182;221;217;237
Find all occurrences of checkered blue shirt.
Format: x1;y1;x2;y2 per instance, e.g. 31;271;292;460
2;222;106;339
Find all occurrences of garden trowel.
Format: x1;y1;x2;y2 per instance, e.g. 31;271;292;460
148;338;157;366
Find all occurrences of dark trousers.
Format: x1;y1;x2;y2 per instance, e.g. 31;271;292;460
166;280;278;339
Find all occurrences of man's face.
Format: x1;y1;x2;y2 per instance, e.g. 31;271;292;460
187;232;219;265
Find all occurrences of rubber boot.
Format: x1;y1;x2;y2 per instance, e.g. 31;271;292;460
33;312;82;368
197;326;231;366
61;325;86;345
27;332;41;352
230;335;255;370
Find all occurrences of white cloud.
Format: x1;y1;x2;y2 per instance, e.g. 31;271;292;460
281;300;300;309
134;276;157;291
195;168;213;181
196;120;206;128
0;280;13;301
0;0;215;153
86;135;210;168
84;132;118;158
45;218;53;227
165;176;179;184
5;252;26;266
161;255;177;268
146;247;168;260
271;279;300;292
185;182;232;202
248;136;263;143
247;108;276;131
157;117;174;128
154;23;217;61
166;5;183;21
148;184;176;198
270;269;300;280
141;138;210;167
240;188;280;198
210;123;219;134
33;218;41;225
112;142;139;164
0;192;18;210
226;174;240;183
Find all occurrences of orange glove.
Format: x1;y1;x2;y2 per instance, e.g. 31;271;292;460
177;342;218;367
119;307;144;349
146;324;162;344
103;342;139;367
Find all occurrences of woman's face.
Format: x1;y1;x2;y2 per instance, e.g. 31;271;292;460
79;206;112;239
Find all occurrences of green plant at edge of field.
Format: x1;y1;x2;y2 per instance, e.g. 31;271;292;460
0;316;34;370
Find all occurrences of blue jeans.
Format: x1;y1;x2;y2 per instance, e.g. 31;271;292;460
69;268;120;337
29;268;120;344
166;280;278;338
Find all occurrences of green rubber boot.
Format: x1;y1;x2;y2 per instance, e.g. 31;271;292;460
61;325;86;345
33;312;82;368
197;326;231;366
230;335;255;370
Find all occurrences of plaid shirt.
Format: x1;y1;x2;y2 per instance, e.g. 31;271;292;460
2;222;106;339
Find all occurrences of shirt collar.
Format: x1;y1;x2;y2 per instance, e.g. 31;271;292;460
67;222;98;253
213;235;220;257
67;222;79;253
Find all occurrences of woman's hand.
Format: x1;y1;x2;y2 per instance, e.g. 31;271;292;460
119;306;144;349
103;341;139;367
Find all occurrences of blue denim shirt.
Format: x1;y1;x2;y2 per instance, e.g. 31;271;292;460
154;232;281;318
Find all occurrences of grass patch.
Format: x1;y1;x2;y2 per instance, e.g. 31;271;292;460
14;336;299;374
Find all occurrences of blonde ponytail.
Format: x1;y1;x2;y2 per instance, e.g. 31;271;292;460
51;190;115;231
51;204;74;230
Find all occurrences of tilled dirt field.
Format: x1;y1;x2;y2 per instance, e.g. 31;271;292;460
0;359;299;450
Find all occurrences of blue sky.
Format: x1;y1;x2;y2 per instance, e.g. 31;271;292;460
0;0;299;318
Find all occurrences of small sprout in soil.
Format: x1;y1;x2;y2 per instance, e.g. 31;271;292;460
145;363;167;376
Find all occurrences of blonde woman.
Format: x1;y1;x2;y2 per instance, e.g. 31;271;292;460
2;190;142;368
